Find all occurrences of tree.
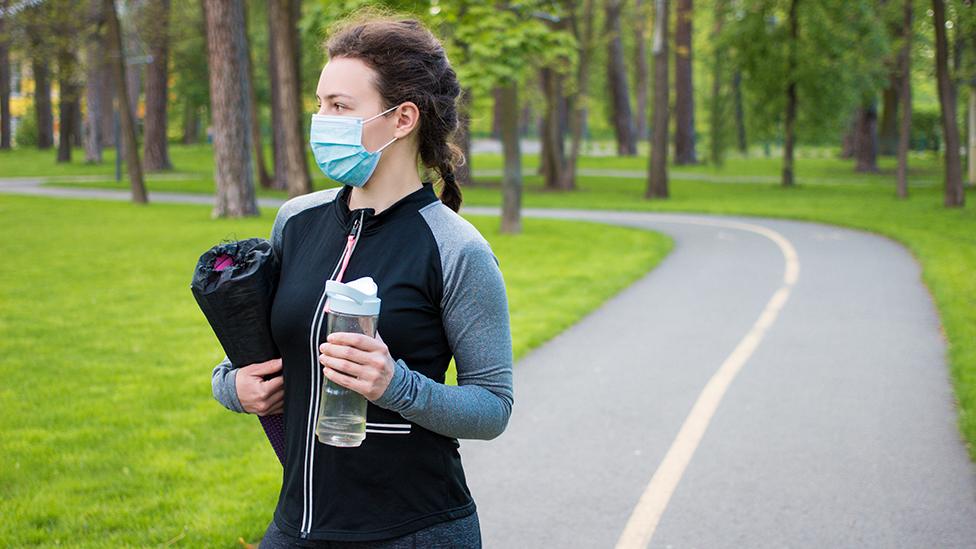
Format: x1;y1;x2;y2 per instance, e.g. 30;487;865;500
782;0;798;186
104;0;147;203
443;0;575;234
709;0;727;166
634;0;649;140
646;0;669;198
895;0;911;199
605;0;637;156
538;4;576;191
56;48;80;163
142;0;172;171
932;0;964;207
170;0;208;146
726;0;889;187
29;43;53;148
244;1;271;189
852;98;879;172
83;0;107;163
674;0;696;164
566;0;597;188
498;83;522;233
0;0;10;150
204;0;257;217
268;0;310;197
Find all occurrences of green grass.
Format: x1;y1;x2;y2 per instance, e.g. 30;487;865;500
0;194;672;547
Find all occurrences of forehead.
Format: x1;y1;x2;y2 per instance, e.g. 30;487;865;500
316;57;379;103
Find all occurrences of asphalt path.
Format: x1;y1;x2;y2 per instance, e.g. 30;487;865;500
2;182;973;548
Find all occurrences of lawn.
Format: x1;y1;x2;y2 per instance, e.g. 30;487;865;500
9;142;971;463
0;193;672;547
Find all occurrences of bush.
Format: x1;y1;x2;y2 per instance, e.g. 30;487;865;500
14;104;38;148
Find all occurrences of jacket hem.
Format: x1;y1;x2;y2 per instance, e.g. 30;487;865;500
272;500;476;542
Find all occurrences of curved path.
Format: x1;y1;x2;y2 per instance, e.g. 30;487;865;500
2;182;974;547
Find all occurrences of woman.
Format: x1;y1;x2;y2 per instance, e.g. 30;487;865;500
208;12;514;548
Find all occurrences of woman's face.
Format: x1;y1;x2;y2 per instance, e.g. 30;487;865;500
316;56;407;154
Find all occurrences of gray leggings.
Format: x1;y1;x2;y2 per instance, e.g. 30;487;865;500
258;512;482;549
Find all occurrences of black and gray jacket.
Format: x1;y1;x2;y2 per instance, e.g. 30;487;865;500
209;181;514;542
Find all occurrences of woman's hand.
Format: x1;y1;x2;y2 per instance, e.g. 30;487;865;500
235;358;284;415
319;331;395;401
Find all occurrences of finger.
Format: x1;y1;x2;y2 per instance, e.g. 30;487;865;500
262;400;284;416
263;375;285;396
327;331;383;352
320;354;364;378
323;365;369;395
320;342;374;366
249;358;282;375
264;390;284;409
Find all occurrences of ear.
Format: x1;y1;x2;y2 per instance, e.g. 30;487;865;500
392;101;421;139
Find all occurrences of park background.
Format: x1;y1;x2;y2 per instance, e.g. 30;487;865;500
0;0;974;546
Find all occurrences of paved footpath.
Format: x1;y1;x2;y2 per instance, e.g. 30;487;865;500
3;182;974;548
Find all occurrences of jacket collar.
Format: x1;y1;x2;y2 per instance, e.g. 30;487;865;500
333;180;439;236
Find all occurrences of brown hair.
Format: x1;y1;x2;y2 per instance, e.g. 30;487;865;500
325;10;465;212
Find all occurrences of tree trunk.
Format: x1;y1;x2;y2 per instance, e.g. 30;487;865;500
182;100;200;144
104;0;147;203
33;58;54;149
205;0;257;216
605;0;637;156
709;0;725;166
97;57;115;147
674;0;696;164
853;101;879;172
733;70;746;153
498;83;522;234
634;0;649;141
0;2;10;150
84;0;106;163
781;0;798;187
244;1;271;188
896;0;911;199
540;66;567;190
879;79;899;156
567;0;595;189
57;53;80;163
647;0;669;198
142;0;172;171
932;0;964;207
268;0;311;197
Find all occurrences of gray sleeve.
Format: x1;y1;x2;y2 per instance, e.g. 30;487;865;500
212;355;245;413
372;234;515;440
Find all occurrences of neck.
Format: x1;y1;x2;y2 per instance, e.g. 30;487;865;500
348;154;424;214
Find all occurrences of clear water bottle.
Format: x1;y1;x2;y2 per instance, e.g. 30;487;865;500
315;276;381;447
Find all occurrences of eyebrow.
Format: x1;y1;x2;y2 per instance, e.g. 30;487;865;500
318;93;354;101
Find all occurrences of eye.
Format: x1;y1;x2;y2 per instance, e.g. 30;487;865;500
335;104;346;112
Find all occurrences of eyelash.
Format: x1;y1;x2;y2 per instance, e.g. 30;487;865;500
318;102;345;113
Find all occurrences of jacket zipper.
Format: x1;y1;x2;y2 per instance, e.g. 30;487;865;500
300;210;365;538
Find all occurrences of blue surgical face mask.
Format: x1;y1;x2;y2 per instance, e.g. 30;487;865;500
309;104;399;188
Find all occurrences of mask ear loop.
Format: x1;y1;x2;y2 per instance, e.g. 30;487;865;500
363;104;400;124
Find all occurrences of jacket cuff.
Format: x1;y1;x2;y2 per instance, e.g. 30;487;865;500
372;358;411;412
213;365;246;413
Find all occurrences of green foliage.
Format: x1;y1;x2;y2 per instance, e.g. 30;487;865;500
436;1;578;97
724;0;891;144
14;104;39;148
912;107;942;152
